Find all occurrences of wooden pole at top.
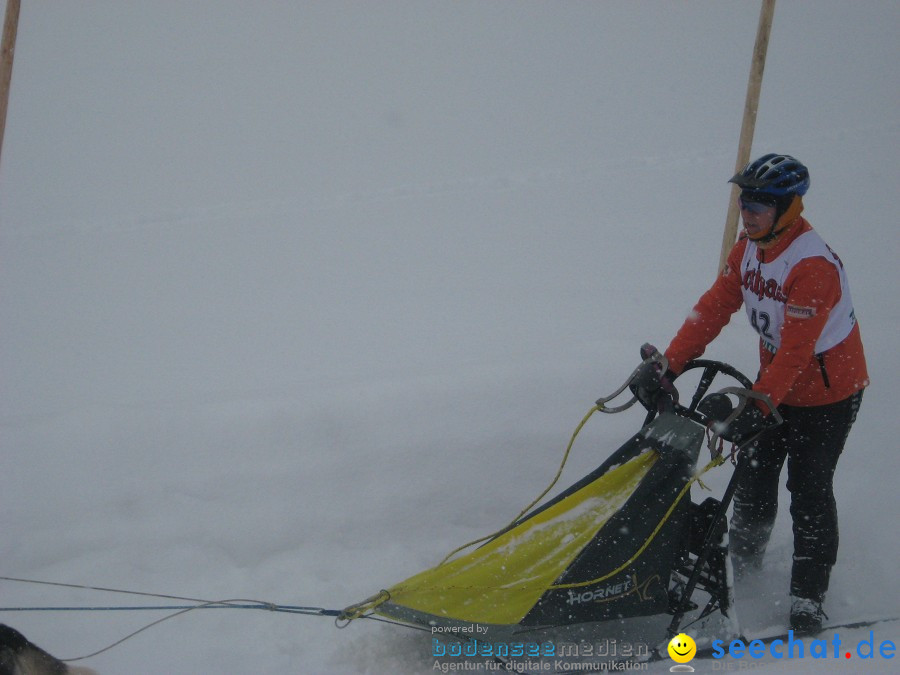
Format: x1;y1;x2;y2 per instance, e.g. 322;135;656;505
718;0;777;272
1;0;22;171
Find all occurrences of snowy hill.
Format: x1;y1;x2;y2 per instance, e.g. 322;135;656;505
1;2;898;673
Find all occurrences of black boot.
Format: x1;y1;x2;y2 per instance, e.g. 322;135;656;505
789;559;830;634
790;596;827;635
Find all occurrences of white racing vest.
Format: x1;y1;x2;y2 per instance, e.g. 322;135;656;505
740;230;856;354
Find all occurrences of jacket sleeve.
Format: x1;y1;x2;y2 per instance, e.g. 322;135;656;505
753;256;842;408
664;241;746;374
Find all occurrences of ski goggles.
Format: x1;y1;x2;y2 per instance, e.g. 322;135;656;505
738;194;777;214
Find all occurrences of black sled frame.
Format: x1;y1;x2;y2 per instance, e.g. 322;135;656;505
629;358;781;641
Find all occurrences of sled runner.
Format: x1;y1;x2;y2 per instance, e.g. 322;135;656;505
341;358;781;646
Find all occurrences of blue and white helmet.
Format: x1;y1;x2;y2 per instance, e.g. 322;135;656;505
729;153;810;197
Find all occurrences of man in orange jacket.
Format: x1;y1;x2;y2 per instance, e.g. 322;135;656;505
633;154;868;634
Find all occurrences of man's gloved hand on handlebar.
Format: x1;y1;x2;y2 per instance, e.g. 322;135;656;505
628;343;679;413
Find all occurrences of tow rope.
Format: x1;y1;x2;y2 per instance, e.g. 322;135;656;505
0;575;344;661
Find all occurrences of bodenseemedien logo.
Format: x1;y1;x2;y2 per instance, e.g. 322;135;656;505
667;632;696;672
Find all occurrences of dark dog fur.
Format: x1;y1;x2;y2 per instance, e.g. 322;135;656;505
0;625;97;675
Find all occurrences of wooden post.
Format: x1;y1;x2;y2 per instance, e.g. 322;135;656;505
1;0;21;170
718;0;777;272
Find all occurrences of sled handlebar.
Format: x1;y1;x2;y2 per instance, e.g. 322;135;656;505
598;356;783;451
595;351;669;414
696;386;783;450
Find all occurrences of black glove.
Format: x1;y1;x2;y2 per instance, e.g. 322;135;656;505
629;344;678;413
722;403;769;444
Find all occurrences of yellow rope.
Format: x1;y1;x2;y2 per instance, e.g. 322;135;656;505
436;404;602;566
548;453;724;590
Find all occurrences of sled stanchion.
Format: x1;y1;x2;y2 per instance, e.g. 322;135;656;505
666;439;755;639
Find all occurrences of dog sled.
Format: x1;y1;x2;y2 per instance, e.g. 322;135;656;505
339;356;782;651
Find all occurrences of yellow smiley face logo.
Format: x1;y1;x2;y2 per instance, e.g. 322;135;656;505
667;633;697;663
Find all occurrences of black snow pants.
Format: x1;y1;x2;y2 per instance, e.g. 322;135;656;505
730;390;863;602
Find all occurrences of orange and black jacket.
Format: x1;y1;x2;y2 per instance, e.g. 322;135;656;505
664;218;868;410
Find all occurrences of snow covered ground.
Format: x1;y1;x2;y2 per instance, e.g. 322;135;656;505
1;2;897;673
